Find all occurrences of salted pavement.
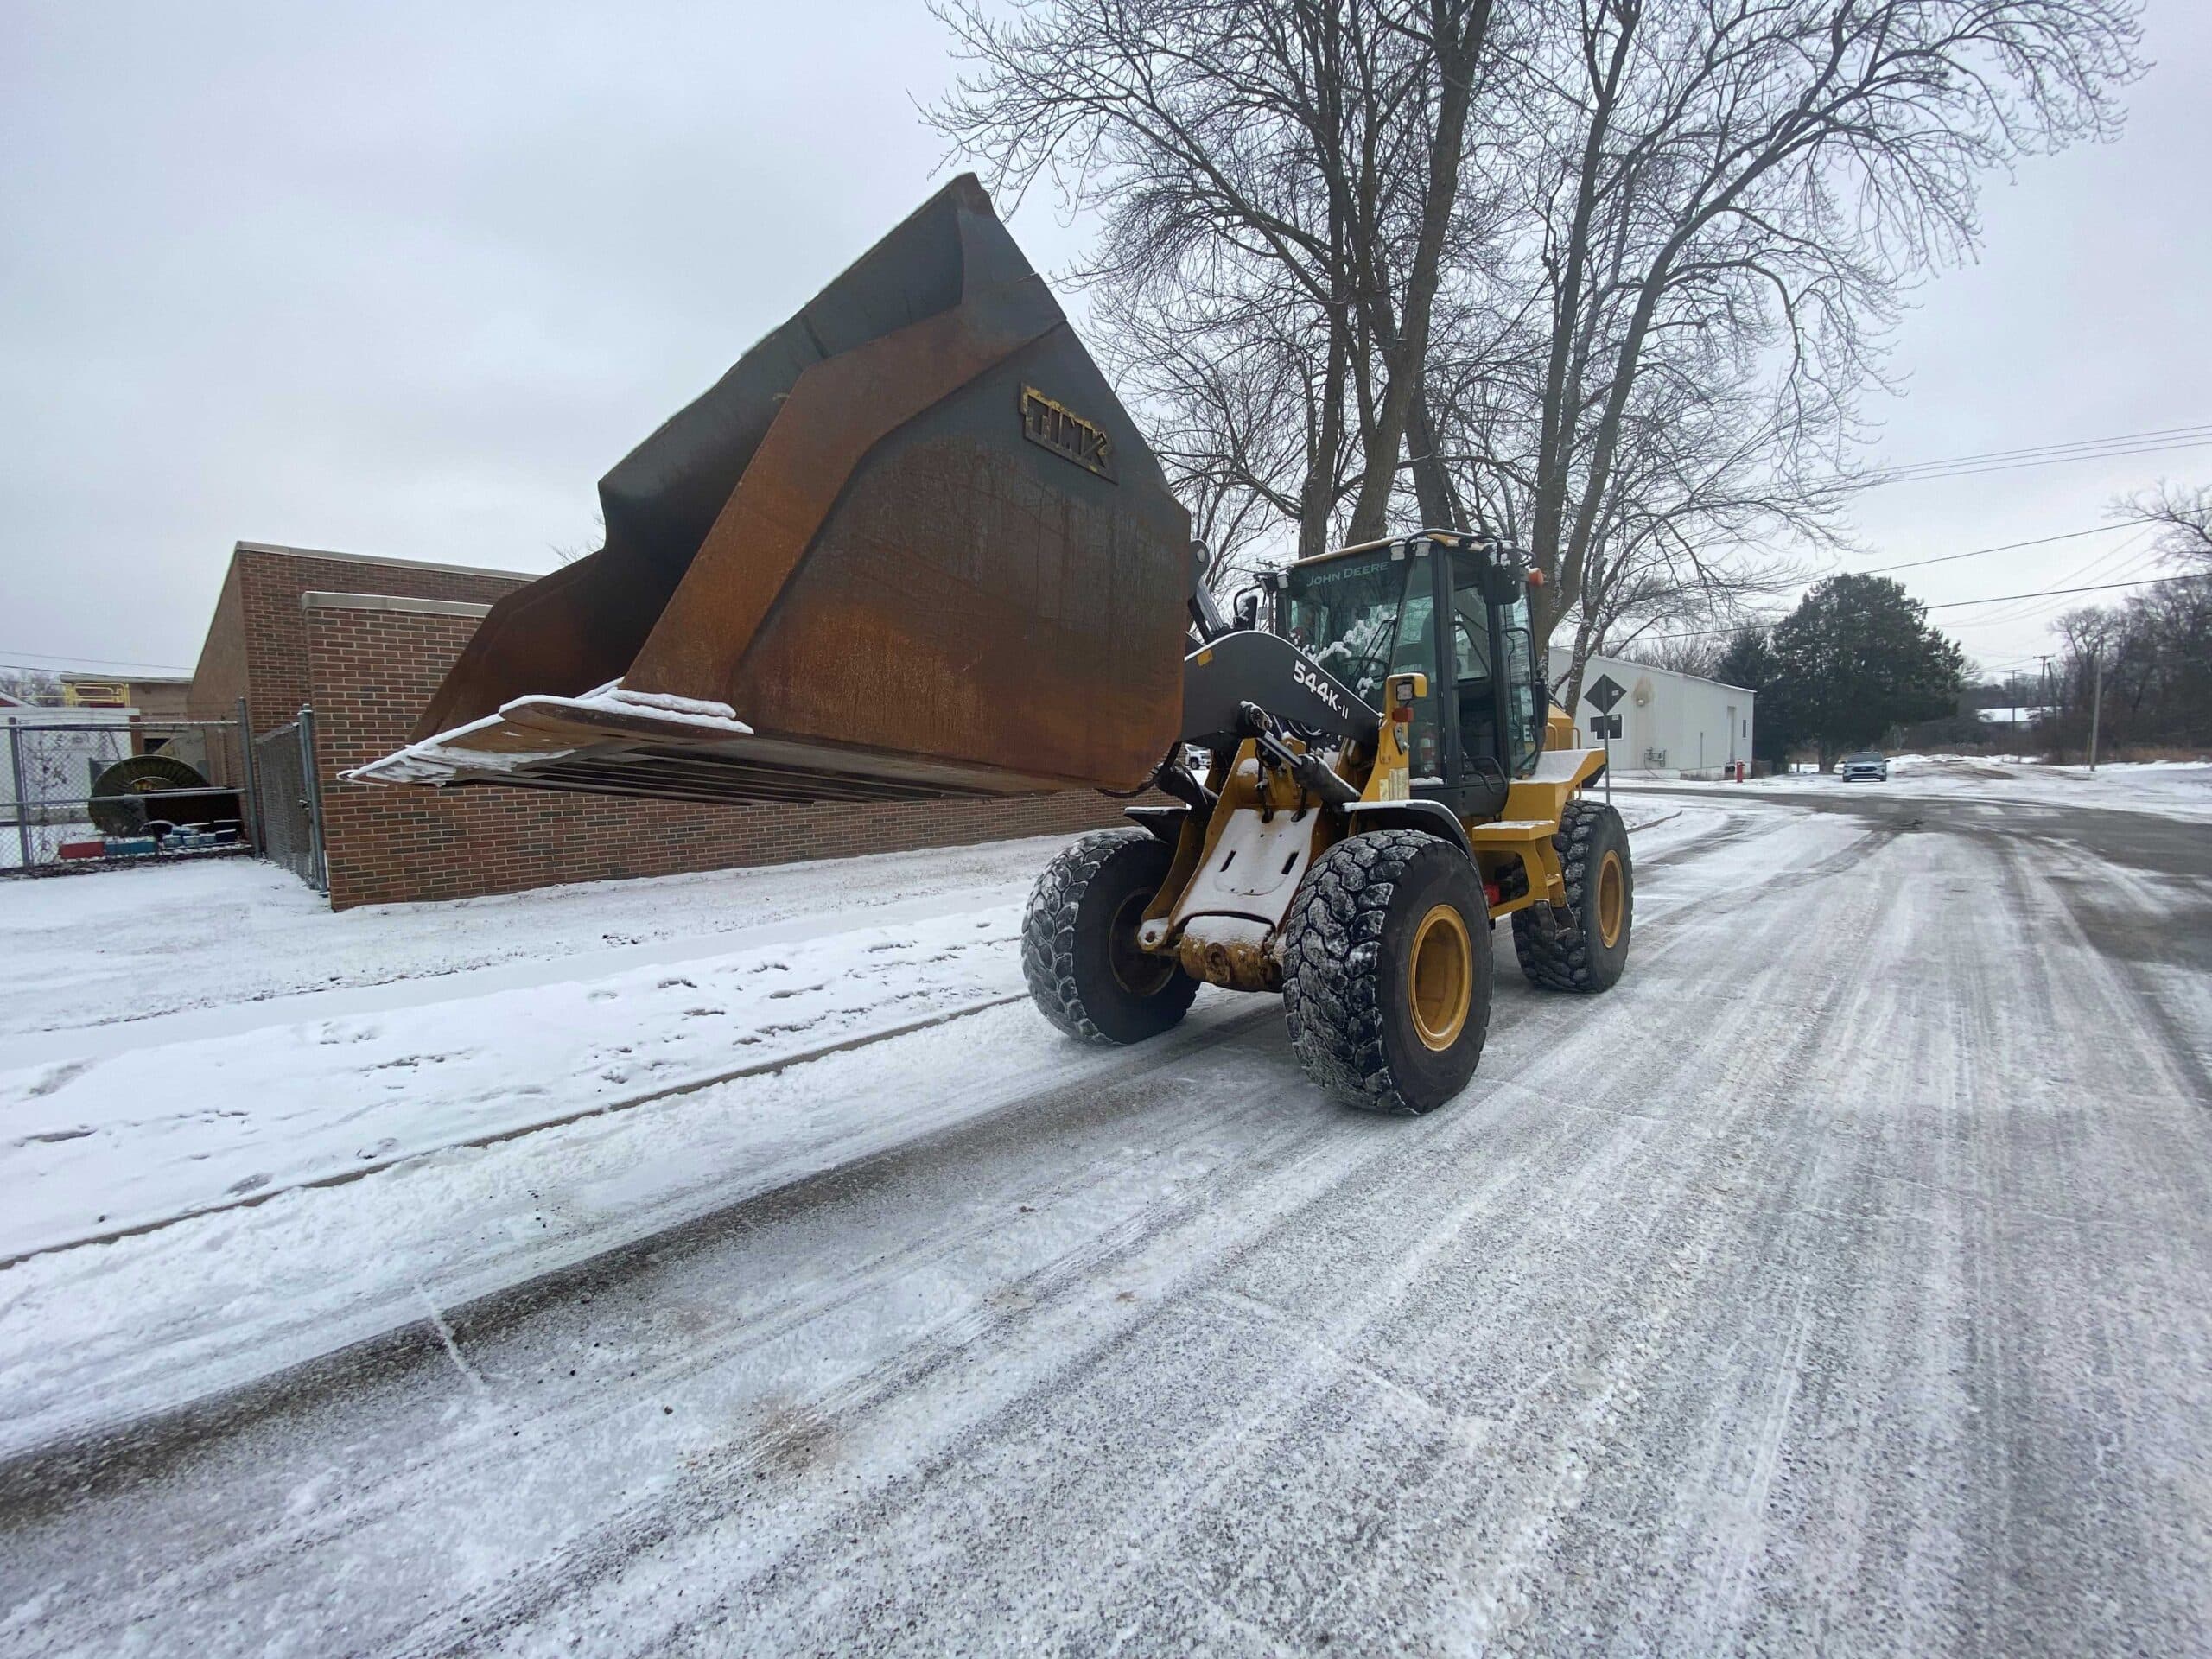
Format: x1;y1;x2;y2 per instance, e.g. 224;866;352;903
1;797;2206;1656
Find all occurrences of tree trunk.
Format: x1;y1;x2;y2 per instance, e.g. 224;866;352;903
1406;377;1462;531
1343;0;1492;545
1299;302;1352;560
1525;8;1637;620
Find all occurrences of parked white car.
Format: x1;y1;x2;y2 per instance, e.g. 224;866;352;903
1840;751;1890;782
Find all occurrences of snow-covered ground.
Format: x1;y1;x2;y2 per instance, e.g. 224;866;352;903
0;833;1098;1041
5;789;2207;1655
0;905;1026;1263
1618;754;2212;820
0;809;1708;1459
0;839;1075;1261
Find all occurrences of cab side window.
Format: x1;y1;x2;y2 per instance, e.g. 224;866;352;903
1451;562;1498;777
1500;618;1541;774
1394;558;1443;780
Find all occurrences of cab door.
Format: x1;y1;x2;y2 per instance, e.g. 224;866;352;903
1437;548;1547;823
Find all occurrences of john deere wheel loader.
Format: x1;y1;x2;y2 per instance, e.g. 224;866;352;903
355;175;1631;1116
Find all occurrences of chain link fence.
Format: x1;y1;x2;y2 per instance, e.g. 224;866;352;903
251;712;327;890
2;702;327;887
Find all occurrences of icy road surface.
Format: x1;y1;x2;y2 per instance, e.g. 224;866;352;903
2;796;2208;1656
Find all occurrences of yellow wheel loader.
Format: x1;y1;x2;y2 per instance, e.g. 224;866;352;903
355;175;1631;1116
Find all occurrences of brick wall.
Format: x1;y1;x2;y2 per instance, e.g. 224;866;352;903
305;594;1137;911
184;559;251;734
234;545;524;734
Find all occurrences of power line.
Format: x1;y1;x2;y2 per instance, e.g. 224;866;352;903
1923;575;2188;611
0;649;195;674
1852;518;2150;575
1874;420;2212;472
1869;439;2212;486
1605;573;2196;652
1932;531;2159;629
1845;422;2212;488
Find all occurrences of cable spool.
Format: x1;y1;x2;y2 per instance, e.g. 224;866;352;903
87;753;207;836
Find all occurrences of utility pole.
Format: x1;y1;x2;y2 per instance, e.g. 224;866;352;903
2087;646;2104;772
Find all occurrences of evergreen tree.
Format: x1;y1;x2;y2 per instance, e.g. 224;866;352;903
1764;575;1966;768
1712;628;1789;765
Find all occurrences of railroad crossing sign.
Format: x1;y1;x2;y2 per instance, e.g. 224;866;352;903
1585;673;1626;715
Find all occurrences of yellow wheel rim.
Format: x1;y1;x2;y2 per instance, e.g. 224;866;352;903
1408;903;1473;1052
1597;850;1625;950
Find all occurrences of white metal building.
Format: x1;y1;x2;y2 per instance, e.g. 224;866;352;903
1548;649;1755;779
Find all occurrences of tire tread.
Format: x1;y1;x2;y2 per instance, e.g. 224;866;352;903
1511;799;1624;992
1021;828;1192;1043
1281;828;1467;1116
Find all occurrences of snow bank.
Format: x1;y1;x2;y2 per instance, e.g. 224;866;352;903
0;904;1025;1264
0;832;1088;1042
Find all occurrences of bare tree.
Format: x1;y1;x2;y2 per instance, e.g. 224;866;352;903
550;511;606;568
1624;630;1726;678
2120;480;2212;571
2050;488;2212;753
0;668;64;706
1433;290;1826;696
930;0;1501;552
932;0;2139;696
1443;0;2141;692
1093;274;1352;584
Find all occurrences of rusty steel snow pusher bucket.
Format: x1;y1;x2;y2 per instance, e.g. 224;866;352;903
351;175;1191;806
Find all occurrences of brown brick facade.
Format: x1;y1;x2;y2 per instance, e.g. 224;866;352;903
304;594;1135;911
188;543;526;736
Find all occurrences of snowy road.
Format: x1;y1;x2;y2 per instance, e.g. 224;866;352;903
3;797;2208;1656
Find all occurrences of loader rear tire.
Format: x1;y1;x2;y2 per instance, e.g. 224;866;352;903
1281;830;1491;1116
1023;828;1198;1046
1512;799;1632;992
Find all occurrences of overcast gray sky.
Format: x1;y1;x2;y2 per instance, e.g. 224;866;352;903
3;0;2206;685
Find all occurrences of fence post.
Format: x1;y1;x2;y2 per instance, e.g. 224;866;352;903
297;706;327;893
235;697;263;854
7;718;30;872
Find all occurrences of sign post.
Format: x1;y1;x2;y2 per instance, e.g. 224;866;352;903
1584;674;1627;805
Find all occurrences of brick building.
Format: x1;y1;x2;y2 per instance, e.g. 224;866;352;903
188;543;1129;910
186;542;524;737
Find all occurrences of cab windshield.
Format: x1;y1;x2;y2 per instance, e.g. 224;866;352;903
1280;553;1430;709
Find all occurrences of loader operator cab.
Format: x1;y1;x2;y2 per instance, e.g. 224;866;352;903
1274;532;1546;823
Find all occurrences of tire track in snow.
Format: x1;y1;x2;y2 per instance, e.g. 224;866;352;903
20;808;2207;1655
393;816;1920;1652
0;825;1849;1650
529;810;1926;1656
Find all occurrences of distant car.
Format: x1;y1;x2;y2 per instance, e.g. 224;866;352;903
1840;751;1890;782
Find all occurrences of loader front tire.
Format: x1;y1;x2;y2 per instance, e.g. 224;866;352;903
1512;799;1632;992
1023;828;1198;1046
1281;830;1492;1116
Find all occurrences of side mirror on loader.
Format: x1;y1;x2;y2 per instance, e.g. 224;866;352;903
1480;564;1529;606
